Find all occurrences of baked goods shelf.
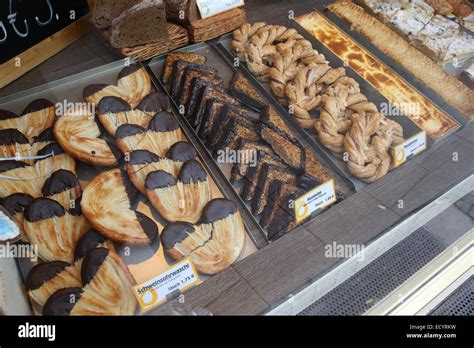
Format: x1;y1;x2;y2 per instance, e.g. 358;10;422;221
0;58;259;315
145;41;355;242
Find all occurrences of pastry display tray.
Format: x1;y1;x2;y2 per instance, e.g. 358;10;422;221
0;59;259;314
146;42;355;240
217;22;449;190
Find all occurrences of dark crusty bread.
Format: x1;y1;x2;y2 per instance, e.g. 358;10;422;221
110;0;168;48
162;52;206;84
164;0;200;24
229;71;268;110
92;0;142;29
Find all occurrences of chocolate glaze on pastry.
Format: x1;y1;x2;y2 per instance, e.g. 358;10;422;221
37;142;65;157
34;128;56;143
115;124;145;139
148;111;180;132
24;197;65;222
200;198;238;224
136;211;159;243
128;150;161;165
0;160;28;173
179;160;207;183
137;92;171;114
74;229;109;261
0;129;29;145
145;170;177;190
68;198;83;217
22;99;54;115
83;84;109;99
81;247;109;286
0;109;18;120
161;221;194;249
118;64;142;80
42;170;79;197
167;142;197;162
1;193;33;215
43;288;83;316
25;261;70;291
98;96;132;115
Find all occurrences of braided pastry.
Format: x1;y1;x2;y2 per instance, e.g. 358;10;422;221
231;22;267;62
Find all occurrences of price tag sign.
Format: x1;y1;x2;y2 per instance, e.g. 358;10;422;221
132;258;200;313
392;131;427;168
196;0;245;19
294;179;336;224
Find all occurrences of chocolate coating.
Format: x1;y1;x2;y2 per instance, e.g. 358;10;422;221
83;84;109;98
200;199;238;224
0;160;28;173
98;96;131;115
135;211;159;243
68;197;83;217
0;129;29;145
1;193;33;215
128;150;161;165
179;160;207;184
74;230;108;261
161;222;195;249
0;109;18;120
43;288;83;316
145;170;177;190
81;247;109;286
148;111;180;132
136;92;170;113
34;127;56;143
24;197;65;222
37;142;65;157
167;142;197;162
42;169;79;196
25;261;70;291
22;99;54;115
118;64;142;80
115;124;145;139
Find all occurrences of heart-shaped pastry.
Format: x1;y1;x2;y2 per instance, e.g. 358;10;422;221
81;168;159;245
0;99;56;140
34;143;77;180
73;229;115;264
54;109;121;167
125;142;197;194
25;261;82;307
83;64;151;108
145;159;211;224
161;199;246;275
97;92;171;137
23;197;89;263
0;129;30;159
0;161;43;198
1;193;33;241
42;169;82;211
42;248;137;315
115;111;184;155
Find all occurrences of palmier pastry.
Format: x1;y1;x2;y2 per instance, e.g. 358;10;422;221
0;161;42;198
30;128;56;160
0;129;31;161
125;142;197;194
54;110;120;166
23;197;89;263
115;111;184;155
42;170;82;211
74;229;115;264
161;199;245;275
43;248;137;316
34;143;77;178
1;193;33;241
83;64;151;108
0;99;56;140
146;160;211;223
81;169;159;245
25;261;82;307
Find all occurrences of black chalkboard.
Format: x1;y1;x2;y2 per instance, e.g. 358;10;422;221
0;0;90;64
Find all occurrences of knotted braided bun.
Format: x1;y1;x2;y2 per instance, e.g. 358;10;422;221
231;22;267;62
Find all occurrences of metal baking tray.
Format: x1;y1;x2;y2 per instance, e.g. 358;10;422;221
0;58;259;314
146;42;355;240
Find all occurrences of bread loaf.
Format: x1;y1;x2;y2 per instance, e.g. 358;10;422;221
110;0;169;48
164;0;200;24
92;0;142;29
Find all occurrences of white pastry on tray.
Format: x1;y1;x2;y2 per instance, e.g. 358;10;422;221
387;0;435;36
442;30;474;61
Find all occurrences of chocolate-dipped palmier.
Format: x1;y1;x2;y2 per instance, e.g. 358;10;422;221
1;193;33;241
42;169;82;210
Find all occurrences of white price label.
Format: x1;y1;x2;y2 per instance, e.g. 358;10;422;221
196;0;245;19
132;258;200;312
392;131;427;167
294;179;336;224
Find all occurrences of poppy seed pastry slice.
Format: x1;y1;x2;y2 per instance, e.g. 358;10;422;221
230;140;276;183
0;99;56;140
170;60;203;100
125;150;182;194
161;198;245;275
178;65;222;107
23;197;89;263
81;169;159;245
42;170;82;211
162;52;206;84
197;99;228;144
54;112;120;167
25;261;82;307
146;159;211;223
229;71;268;110
211;116;260;154
266;192;299;241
